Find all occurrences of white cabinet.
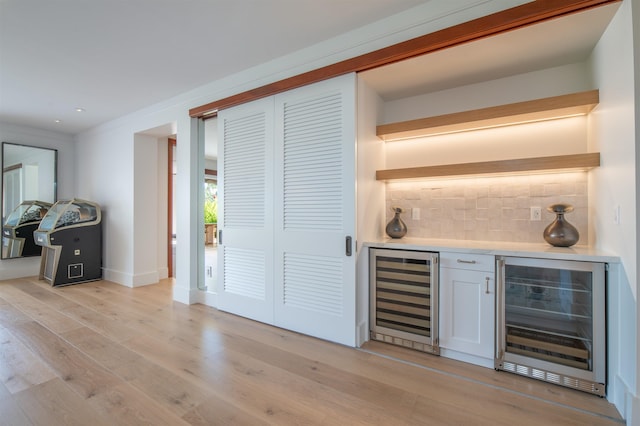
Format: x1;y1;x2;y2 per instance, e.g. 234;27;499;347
439;252;495;367
217;73;357;346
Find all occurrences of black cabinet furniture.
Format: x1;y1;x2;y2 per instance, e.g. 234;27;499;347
34;198;102;287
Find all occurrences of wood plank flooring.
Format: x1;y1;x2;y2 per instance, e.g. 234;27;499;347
0;277;624;425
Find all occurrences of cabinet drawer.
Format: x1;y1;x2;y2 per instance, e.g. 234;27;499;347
440;252;494;272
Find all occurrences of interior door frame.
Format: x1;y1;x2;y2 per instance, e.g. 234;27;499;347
167;137;176;277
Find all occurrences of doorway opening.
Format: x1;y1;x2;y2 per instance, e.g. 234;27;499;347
202;117;218;292
168;137;176;277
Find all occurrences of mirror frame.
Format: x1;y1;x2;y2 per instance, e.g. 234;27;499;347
1;142;58;259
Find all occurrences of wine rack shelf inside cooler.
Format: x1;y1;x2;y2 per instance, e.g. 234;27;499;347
505;274;592;319
506;325;590;370
370;249;439;354
376;259;432;336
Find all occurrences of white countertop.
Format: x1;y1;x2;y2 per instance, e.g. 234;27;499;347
364;237;620;263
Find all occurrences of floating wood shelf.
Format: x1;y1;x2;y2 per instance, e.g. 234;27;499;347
377;90;599;141
376;153;600;180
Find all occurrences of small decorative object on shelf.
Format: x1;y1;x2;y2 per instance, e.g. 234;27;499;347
386;207;407;239
543;203;579;247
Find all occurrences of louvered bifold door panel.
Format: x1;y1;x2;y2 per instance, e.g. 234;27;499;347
273;73;357;346
217;97;275;324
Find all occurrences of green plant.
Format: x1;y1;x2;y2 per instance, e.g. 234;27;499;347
204;198;217;223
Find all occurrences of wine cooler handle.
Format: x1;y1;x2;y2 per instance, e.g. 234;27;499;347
496;258;506;359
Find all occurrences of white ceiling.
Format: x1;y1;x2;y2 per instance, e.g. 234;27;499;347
1;1;620;140
0;0;428;135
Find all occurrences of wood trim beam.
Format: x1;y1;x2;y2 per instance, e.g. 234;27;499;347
189;0;620;118
377;90;599;141
375;153;601;180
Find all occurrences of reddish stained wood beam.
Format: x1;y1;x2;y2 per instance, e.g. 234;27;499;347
189;0;620;118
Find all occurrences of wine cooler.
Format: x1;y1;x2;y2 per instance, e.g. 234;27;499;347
495;256;606;396
370;249;439;354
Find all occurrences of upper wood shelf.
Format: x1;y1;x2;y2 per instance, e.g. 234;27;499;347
376;153;600;180
376;90;600;141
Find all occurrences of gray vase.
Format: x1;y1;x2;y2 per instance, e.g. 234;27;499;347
543;203;579;247
386;208;407;239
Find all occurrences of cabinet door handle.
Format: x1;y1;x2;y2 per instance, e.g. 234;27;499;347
457;259;476;264
345;236;352;257
485;276;490;294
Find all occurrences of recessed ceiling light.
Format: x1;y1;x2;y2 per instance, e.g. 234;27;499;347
55;119;62;123
75;107;85;113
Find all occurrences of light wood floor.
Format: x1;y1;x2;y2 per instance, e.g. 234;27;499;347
0;277;624;425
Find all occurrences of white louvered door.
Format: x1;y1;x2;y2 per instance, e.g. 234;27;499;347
217;97;275;324
273;73;357;346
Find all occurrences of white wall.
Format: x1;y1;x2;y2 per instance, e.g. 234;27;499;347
6;146;57;203
0;122;75;279
156;137;169;280
132;133;161;286
204;159;217;171
589;0;638;422
382;62;593;168
385;115;589;169
382;61;593;123
356;78;386;345
75;122;135;284
74;109;196;295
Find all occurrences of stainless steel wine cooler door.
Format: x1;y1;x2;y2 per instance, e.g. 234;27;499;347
495;256;606;396
370;248;439;354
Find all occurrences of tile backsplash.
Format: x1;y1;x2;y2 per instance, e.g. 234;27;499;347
385;172;588;245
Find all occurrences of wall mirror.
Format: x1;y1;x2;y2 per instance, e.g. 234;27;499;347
1;142;57;259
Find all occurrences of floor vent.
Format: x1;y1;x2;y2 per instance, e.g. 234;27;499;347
370;332;439;355
496;360;605;397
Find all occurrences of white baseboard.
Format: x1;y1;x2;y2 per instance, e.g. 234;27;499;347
191;289;218;307
157;267;169;280
102;268;133;287
439;348;494;369
609;373;635;424
172;285;211;305
356;320;368;347
102;268;165;288
628;390;639;426
131;271;159;287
